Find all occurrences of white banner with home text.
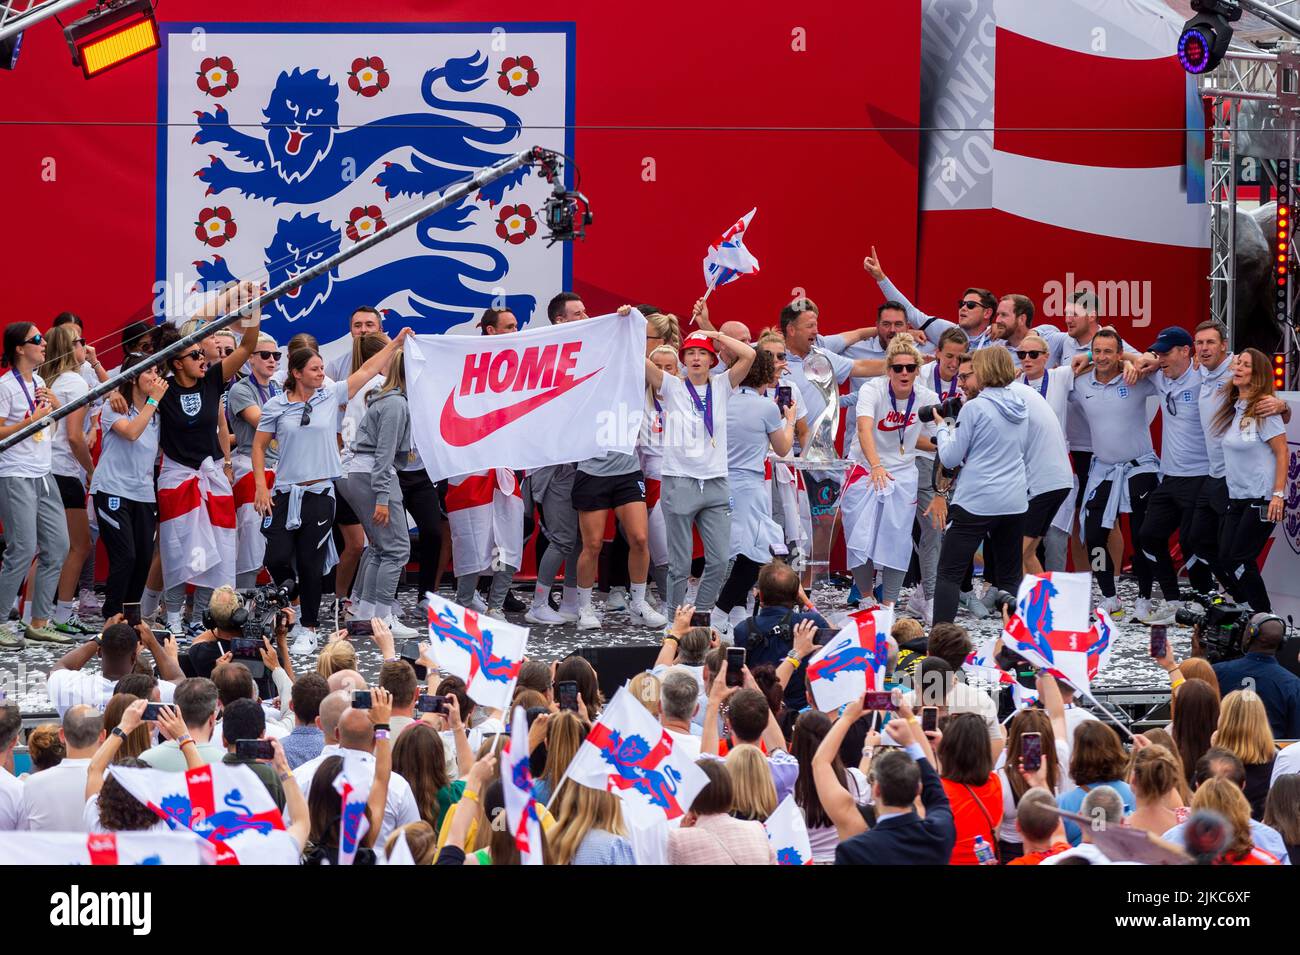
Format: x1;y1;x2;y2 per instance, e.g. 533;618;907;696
406;310;647;482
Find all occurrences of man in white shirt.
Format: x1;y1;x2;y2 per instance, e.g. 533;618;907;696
45;620;183;717
660;668;703;760
0;702;28;830
22;704;104;831
293;692;419;844
323;305;385;382
140;677;226;770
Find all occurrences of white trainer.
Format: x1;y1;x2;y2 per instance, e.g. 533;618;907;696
469;593;488;613
1137;599;1176;625
1134;597;1154;622
526;602;569;625
605;587;629;611
628;601;668;629
384;615;420;638
289;626;318;656
576;604;602;631
1099;596;1125;618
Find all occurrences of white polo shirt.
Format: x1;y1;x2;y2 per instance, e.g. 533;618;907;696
21;758;92;832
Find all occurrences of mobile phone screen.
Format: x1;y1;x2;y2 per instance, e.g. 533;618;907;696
1021;732;1043;772
141;702;165;721
231;637;260;659
863;690;897;712
690;611;710;629
726;647;745;687
557;681;579;712
352;690;372;709
346;620;373;637
415;694;446;714
123;602;142;627
1149;624;1168;660
921;706;938;733
235;739;275;761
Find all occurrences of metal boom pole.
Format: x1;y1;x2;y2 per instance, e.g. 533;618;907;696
0;146;546;454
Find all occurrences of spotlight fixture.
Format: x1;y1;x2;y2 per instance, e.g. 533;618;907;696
1277;158;1291;329
1178;0;1242;75
64;0;160;80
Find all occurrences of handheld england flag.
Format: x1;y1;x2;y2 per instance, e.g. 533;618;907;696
703;207;760;291
425;592;527;711
764;795;813;865
333;752;371;866
806;605;894;713
562;686;708;823
0;831;206;866
503;705;544;865
106;762;286;865
1002;573;1112;692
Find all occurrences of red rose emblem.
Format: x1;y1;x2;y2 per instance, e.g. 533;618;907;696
195;206;236;247
495;204;537;245
348;56;390;98
196;56;239;98
345;205;387;242
497;55;539;96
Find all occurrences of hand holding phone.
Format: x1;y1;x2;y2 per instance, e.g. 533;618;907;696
141;702;166;721
415;694;447;714
123;602;142;627
921;706;938;733
690;611;710;629
346;620;373;638
557;681;579;712
725;647;746;688
1149;624;1168;661
352;690;373;709
236;739;276;761
863;690;897;712
1021;731;1043;773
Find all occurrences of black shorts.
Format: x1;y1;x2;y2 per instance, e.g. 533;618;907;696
1024;487;1070;540
571;469;646;512
55;473;87;510
1069;451;1092;514
333;482;361;526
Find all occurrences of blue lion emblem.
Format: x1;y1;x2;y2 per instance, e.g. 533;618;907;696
427;605;522;686
340;797;368;853
1016;578;1059;663
592;727;686;817
194;207;537;343
776;847;805;865
158;789;278;840
806;645;867;683
193;54;531;206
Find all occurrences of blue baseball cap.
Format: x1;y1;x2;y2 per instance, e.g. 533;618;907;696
1149;327;1193;353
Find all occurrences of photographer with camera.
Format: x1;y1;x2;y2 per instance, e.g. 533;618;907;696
930;348;1030;625
188;585;297;704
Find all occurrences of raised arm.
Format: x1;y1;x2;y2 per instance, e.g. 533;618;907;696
721;333;757;389
690;298;715;333
271;738;311;852
87;698;148;798
644;357;666;392
1036;671;1069;746
768;404;796;457
363;687;394;848
812;696;869;840
222;282;264;380
850;357;886;379
348;329;411;400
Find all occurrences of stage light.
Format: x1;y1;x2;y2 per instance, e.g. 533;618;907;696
64;0;160;79
1278;158;1292;330
1178;0;1242;75
1274;353;1286;391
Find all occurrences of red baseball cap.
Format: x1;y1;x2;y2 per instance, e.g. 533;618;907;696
680;332;719;367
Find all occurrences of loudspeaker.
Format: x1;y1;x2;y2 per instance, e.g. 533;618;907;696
573;645;662;700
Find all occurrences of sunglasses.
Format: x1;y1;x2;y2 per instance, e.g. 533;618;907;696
299;401;313;427
769;351;787;361
181;350;204;362
1015;350;1044;360
959;300;983;310
72;338;86;347
216;346;236;357
889;363;918;373
22;334;43;346
254;350;282;361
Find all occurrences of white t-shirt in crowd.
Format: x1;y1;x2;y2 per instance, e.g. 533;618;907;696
45;668;176;718
658;373;732;480
49;371;90;482
666;728;701;761
0;370;52;478
851;378;938;470
0;767;28;831
21;758;92;832
292;745;420;844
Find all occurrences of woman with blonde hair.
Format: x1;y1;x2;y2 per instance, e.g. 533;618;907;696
227;332;283;588
726;742;778;822
1190;777;1280;864
1212;348;1287;611
628;671;662;717
42;322;99;638
1213;689;1276;819
1126;743;1187;835
533;709;588;804
384;821;437;864
931;345;1028;624
345;350;413;631
839;333;937;607
645;311;681;354
316;637;357;679
548;782;634;865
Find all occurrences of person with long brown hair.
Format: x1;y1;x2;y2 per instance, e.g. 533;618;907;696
1170;677;1219;790
1211;348;1287;611
996;708;1063;862
392;722;464;831
1057;720;1135;845
1126;742;1187;835
790;709;868;862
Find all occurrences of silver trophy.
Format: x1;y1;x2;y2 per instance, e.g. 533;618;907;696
800;349;840;464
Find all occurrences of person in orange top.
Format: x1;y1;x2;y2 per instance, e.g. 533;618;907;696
937;711;1003;864
1008;787;1071;866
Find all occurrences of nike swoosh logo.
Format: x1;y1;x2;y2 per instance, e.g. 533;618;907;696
440;369;602;447
878;422;910;432
317;519;329;526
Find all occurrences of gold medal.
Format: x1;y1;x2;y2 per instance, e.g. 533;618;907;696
32;426;47;443
270;439;279;452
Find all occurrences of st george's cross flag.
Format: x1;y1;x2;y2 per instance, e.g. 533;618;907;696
1002;573;1115;692
806;605;894;713
333;752;372;866
0;831;207;866
703;208;761;291
424;592;527;711
503;705;545;864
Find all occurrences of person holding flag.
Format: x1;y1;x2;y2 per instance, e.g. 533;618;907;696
502;706;546;865
643;329;756;615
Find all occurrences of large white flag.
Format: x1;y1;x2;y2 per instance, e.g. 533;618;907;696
0;832;207;866
406;310;647;482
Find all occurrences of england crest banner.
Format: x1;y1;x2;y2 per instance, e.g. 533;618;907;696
1002;572;1113;691
0;832;207;866
562;687;708;824
503;705;544;865
158;23;572;367
406;310;647;482
106;762;287;865
333;752;372;866
806;605;894;713
425;592;527;711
